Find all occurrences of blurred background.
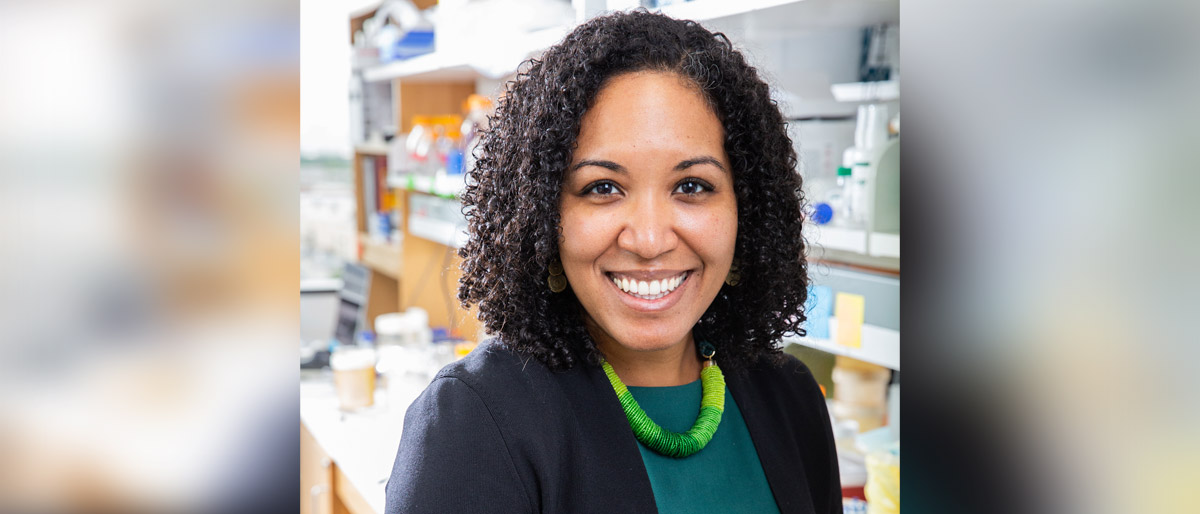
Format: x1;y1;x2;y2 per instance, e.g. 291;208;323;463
904;1;1200;513
0;0;300;512
0;0;1196;512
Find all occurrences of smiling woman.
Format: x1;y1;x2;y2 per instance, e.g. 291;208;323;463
561;71;738;386
386;10;840;514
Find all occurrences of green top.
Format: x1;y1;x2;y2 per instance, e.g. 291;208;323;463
627;380;780;514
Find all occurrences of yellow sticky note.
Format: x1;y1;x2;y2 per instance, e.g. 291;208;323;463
835;292;865;348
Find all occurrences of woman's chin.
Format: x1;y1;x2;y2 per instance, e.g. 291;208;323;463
602;328;692;354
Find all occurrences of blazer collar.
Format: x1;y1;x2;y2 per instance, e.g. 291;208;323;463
727;368;814;513
580;361;660;511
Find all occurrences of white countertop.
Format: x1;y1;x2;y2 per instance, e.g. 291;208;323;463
300;370;433;514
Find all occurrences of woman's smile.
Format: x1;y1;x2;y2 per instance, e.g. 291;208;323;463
605;270;692;309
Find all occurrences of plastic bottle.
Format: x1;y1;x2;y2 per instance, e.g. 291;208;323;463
433;115;462;169
405;115;435;175
838;146;870;229
849;159;871;228
845;104;887;230
809;202;834;225
808;167;850;227
825;166;854;227
865;449;900;513
460;95;493;175
855;104;889;154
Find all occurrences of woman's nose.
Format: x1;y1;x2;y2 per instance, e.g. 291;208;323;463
616;195;679;259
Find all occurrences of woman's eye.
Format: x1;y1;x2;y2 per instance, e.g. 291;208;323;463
583;181;620;196
674;180;712;196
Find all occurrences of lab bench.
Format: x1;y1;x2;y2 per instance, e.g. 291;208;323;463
300;371;431;514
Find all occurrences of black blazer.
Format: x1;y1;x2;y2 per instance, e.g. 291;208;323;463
384;339;841;513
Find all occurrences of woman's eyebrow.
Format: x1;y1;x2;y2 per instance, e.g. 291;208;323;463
569;159;627;173
570;157;726;174
674;156;727;172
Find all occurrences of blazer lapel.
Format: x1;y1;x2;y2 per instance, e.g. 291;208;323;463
728;370;815;513
579;363;659;512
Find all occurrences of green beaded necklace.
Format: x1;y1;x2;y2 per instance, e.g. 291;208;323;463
601;341;726;458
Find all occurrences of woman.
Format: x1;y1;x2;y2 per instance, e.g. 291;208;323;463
385;10;840;514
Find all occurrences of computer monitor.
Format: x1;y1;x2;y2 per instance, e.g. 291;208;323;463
332;262;370;347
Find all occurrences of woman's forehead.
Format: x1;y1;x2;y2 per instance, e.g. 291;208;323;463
572;72;725;164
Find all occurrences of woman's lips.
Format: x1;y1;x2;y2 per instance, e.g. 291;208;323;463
605;270;691;311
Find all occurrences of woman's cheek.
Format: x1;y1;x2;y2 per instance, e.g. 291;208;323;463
559;203;609;264
677;205;737;249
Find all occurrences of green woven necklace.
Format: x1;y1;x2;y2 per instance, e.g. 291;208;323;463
602;341;726;458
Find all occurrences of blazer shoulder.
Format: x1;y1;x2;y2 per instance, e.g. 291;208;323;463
432;338;553;397
742;350;823;394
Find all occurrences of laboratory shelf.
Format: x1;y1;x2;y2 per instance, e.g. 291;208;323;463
653;0;801;21
406;191;469;249
362;52;477;83
385;172;466;199
652;0;900;29
354;143;390;156
301;278;343;293
868;232;900;258
359;233;403;279
362;25;571;83
362;0;899;83
804;225;900;259
783;318;899;370
831;80;899;102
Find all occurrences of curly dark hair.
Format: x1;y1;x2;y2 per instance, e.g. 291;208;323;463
458;10;809;373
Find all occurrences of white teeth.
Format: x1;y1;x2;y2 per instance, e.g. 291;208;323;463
610;272;688;300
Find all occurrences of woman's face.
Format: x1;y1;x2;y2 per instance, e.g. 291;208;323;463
559;71;737;355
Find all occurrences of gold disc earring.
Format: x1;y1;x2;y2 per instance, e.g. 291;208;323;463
725;258;741;287
547;257;567;293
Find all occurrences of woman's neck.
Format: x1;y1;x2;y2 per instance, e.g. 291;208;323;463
592;330;703;387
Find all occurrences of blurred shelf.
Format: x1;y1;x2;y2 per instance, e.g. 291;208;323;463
655;0;804;21
783;319;899;370
362;25;571;83
361;2;897;84
831;80;899;102
386;172;465;199
868;232;899;258
363;52;477;83
407;192;469;249
807;225;867;254
301;278;343;293
354;143;390;156
804;225;900;259
654;0;900;29
359;233;403;279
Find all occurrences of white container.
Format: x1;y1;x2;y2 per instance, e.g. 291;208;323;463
330;346;377;411
855;104;889;153
832;359;890;432
376;312;412;346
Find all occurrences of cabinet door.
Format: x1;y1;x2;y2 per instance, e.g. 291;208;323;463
301;422;333;514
